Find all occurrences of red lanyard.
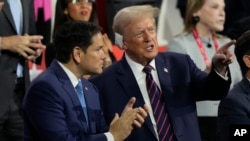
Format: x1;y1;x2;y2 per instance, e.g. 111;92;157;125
192;29;219;65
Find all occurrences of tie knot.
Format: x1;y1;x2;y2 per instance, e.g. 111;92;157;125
75;81;83;92
143;65;153;74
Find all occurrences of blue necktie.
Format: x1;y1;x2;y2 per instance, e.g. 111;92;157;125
8;0;23;77
143;65;176;141
75;80;89;126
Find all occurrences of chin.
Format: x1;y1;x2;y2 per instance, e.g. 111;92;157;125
214;26;224;32
96;70;103;74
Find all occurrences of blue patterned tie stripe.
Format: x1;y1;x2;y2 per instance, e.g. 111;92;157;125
75;81;89;126
143;65;176;141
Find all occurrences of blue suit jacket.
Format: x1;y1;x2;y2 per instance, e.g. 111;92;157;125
218;77;250;141
90;52;231;141
22;61;108;141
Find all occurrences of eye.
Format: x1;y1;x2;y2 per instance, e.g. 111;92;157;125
148;27;155;33
211;4;219;9
135;32;143;38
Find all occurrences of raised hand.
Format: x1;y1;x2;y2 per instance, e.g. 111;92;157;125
109;97;148;141
102;33;113;68
121;97;149;127
212;40;236;76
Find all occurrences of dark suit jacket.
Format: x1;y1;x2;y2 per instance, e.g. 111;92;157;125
90;52;231;141
0;0;36;112
218;77;250;141
22;61;108;141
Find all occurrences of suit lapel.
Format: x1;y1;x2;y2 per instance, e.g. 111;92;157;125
155;54;174;99
50;61;89;132
2;0;17;33
82;79;98;133
116;57;158;139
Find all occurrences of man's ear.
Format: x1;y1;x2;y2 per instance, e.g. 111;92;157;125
72;46;82;64
243;55;250;68
123;41;128;50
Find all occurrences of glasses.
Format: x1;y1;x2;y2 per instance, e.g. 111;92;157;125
71;0;94;5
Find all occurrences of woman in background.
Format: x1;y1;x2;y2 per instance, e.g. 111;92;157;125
167;0;242;140
46;0;115;70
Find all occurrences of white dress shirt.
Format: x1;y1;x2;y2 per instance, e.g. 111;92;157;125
125;53;160;140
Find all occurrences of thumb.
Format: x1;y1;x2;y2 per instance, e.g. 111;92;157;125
143;104;150;113
122;97;136;114
110;113;119;126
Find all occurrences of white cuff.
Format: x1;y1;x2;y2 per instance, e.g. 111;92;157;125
214;69;229;80
104;132;114;141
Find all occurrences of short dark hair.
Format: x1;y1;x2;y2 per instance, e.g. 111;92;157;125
235;30;250;76
53;20;102;63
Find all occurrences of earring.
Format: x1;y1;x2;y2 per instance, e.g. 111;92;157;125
192;16;200;24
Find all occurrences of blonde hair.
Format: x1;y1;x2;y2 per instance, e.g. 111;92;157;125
113;5;159;35
184;0;205;33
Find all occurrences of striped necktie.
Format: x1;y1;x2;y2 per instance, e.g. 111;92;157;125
143;65;176;141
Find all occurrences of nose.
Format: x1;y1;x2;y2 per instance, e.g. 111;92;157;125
143;30;152;42
100;49;106;59
219;8;225;17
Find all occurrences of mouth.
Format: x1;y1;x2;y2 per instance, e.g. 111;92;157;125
146;44;154;51
218;20;225;24
81;10;88;16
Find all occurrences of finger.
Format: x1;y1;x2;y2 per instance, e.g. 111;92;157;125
23;46;37;56
110;113;119;126
27;43;46;50
138;107;148;119
133;119;142;128
103;34;113;51
28;35;44;41
27;49;43;60
102;33;107;39
27;55;37;60
36;48;43;56
135;116;144;125
19;50;29;60
143;104;149;113
222;57;233;64
218;40;236;52
122;97;136;114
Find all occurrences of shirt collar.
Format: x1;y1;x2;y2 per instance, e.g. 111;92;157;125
125;53;156;73
57;61;80;88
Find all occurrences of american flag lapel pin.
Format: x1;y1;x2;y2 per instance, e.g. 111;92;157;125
164;67;168;73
